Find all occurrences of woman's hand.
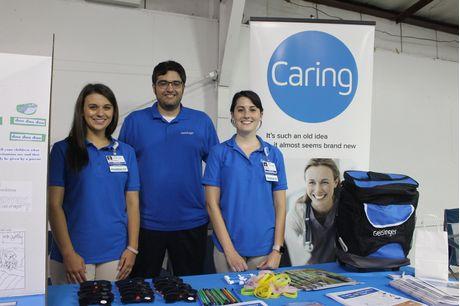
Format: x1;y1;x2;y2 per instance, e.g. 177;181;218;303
116;249;136;280
257;250;282;270
63;251;87;283
225;249;248;272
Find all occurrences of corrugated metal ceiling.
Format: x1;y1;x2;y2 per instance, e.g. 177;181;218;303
305;0;458;34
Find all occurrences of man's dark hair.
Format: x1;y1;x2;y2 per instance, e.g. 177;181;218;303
152;60;186;85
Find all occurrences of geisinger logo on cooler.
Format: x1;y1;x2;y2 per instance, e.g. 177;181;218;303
373;229;397;237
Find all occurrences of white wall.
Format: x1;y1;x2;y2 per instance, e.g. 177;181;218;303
0;0;457;223
372;50;458;216
0;0;218;144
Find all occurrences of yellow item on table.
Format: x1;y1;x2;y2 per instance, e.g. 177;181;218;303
240;271;298;299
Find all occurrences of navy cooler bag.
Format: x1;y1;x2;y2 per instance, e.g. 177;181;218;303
336;171;419;270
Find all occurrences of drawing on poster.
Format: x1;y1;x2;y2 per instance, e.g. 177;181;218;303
0;230;25;291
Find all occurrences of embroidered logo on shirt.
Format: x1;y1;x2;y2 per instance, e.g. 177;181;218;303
180;131;194;135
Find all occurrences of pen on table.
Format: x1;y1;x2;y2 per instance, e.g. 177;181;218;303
211;288;226;305
198;290;210;306
197;292;206;306
204;289;217;305
200;289;210;305
202;290;213;305
218;288;230;305
215;288;230;304
222;288;237;304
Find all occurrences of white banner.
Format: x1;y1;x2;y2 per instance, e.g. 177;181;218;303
0;53;51;298
250;20;375;264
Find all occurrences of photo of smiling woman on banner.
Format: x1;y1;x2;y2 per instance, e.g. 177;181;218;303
203;90;287;273
285;158;340;266
48;84;140;284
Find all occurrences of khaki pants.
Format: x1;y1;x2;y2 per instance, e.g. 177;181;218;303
49;259;119;285
213;247;268;273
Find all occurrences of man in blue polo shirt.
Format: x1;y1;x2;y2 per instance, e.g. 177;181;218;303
119;60;219;277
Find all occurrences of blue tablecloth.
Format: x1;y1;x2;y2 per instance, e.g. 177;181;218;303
47;263;415;305
0;294;45;306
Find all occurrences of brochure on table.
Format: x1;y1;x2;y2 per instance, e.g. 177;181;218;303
326;287;425;306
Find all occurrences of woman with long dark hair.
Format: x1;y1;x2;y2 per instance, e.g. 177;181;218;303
48;83;140;284
203;90;287;272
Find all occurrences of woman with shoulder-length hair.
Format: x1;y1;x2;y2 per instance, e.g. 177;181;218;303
285;158;340;266
48;83;140;284
203;90;287;272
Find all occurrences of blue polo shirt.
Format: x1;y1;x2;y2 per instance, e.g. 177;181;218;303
119;103;219;231
49;138;140;264
202;135;288;257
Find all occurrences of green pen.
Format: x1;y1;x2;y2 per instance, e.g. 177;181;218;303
198;290;210;306
203;290;213;305
215;288;230;304
204;289;217;305
211;288;226;305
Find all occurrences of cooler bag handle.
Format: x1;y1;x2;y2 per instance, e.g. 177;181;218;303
368;172;393;181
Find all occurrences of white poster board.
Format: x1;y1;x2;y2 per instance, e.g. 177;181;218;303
250;19;375;264
0;53;51;297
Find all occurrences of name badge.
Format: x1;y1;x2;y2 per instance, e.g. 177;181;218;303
262;161;278;182
262;161;277;174
265;173;279;182
106;155;128;172
106;155;126;164
109;165;128;172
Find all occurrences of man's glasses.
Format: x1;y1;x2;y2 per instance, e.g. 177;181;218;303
156;80;183;89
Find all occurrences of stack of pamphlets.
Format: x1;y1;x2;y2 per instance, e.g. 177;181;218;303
326;287;425;305
284;269;358;291
389;275;459;305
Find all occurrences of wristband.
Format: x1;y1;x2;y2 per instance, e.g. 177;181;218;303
272;244;285;254
126;246;138;255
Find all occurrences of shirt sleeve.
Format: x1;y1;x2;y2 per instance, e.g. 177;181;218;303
202;115;219;162
272;147;288;191
202;145;222;187
48;142;66;187
125;145;140;191
118;115;131;145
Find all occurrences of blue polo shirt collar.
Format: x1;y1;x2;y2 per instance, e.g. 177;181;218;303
150;102;189;123
85;137;118;151
226;134;269;159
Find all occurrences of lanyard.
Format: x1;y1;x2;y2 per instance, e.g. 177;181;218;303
263;146;272;163
112;141;119;155
263;146;269;159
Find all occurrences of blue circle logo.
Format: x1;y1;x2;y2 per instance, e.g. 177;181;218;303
267;31;358;123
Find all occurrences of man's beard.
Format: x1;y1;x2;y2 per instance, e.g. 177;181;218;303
158;99;181;111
